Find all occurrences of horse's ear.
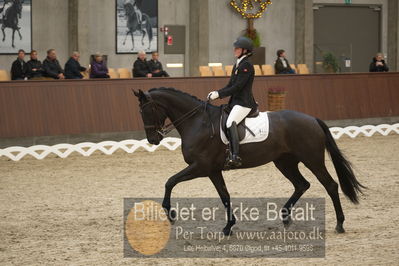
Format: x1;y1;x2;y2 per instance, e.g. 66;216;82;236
138;89;146;99
132;89;140;97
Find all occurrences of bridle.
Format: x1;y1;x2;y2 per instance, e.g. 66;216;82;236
139;92;206;137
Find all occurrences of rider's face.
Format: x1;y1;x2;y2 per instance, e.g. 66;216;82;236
234;48;243;58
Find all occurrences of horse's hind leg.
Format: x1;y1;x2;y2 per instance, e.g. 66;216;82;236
306;162;345;233
17;28;22;40
209;171;236;236
274;154;310;227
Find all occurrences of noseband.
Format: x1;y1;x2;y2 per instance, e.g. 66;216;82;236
139;92;204;137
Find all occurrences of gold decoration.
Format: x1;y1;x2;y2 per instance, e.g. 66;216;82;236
230;0;272;19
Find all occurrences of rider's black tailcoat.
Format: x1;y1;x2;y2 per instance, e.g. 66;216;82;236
218;56;257;110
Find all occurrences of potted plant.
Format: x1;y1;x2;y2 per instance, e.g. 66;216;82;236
322;52;340;73
244;19;265;65
268;87;287;111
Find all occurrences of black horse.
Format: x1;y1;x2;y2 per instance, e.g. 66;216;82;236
1;0;23;48
133;88;365;235
122;0;153;51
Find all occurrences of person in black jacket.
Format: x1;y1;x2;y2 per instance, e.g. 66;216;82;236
43;49;65;79
26;50;44;79
369;53;389;72
275;49;295;74
11;49;28;80
133;50;151;78
65;51;87;79
207;37;258;168
148;52;169;77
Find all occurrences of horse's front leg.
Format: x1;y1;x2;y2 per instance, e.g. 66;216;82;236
17;28;22;40
141;30;146;46
11;29;15;48
122;30;130;45
1;26;5;42
162;164;200;222
130;31;134;51
209;171;236;236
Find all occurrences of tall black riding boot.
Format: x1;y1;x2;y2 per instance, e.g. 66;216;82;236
226;122;242;168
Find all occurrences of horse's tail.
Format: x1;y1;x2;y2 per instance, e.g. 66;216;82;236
144;14;153;41
316;118;366;204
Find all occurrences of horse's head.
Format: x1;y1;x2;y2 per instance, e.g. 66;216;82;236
13;0;23;18
124;2;134;17
133;89;167;145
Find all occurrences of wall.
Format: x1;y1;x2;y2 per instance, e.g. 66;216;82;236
208;0;296;66
0;0;69;70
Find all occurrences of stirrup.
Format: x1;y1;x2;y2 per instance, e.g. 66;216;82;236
224;152;242;169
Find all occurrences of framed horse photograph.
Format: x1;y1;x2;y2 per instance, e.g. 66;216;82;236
0;0;31;54
116;0;158;54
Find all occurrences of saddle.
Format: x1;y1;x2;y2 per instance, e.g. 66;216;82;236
220;105;259;142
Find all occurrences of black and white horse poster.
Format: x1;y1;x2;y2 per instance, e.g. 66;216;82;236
0;0;31;54
116;0;158;54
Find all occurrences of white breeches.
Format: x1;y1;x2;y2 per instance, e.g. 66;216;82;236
226;105;252;128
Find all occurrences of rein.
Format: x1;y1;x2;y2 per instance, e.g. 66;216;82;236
140;92;214;137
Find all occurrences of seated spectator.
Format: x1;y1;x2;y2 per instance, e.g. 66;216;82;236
90;53;110;79
65;51;87;79
11;49;28;80
43;49;65;79
275;49;295;74
148;52;169;77
369;53;389;72
26;50;44;79
133;50;151;78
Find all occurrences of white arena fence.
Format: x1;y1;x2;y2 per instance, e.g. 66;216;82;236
1;124;398;162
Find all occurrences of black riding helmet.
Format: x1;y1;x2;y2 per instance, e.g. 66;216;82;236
233;36;254;52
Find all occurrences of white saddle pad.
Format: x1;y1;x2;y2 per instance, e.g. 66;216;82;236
221;111;270;145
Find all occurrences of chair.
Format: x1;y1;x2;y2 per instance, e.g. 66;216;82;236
81;71;89;79
297;64;310;74
117;68;132;79
225;65;234;75
199;66;213;77
254;65;262;76
108;68;119;79
212;66;225;76
290;64;297;73
261;64;275;75
0;70;10;81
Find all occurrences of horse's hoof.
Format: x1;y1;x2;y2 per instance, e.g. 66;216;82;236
223;227;233;236
283;216;292;228
335;225;345;234
168;209;177;224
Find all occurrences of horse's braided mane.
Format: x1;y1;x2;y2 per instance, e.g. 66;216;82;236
148;87;205;104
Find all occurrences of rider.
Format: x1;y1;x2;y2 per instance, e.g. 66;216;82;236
0;0;13;23
125;0;143;27
208;36;258;168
